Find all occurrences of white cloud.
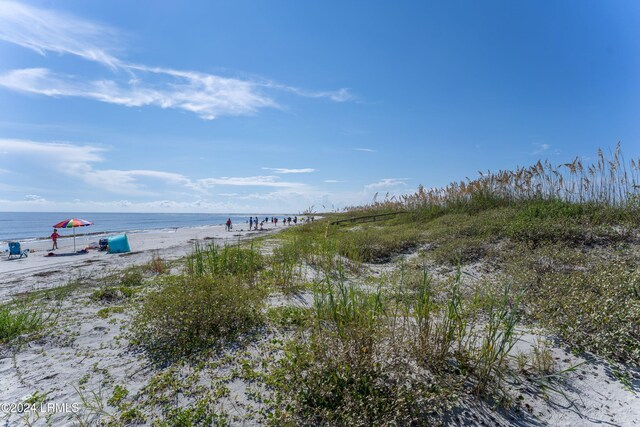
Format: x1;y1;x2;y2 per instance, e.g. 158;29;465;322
194;176;305;189
262;167;316;174
354;148;376;153
82;169;194;196
0;139;310;197
0;198;251;213
323;179;342;183
271;84;354;102
24;194;46;202
530;142;561;156
531;143;550;154
0;68;277;120
364;178;408;191
0;1;121;69
0;138;105;160
0;2;353;120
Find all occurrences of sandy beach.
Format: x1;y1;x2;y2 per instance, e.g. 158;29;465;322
0;222;292;426
0;224;281;302
0;218;638;426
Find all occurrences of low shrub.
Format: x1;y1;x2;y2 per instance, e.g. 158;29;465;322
272;335;447;426
266;306;310;328
525;264;640;365
145;253;170;274
91;286;136;303
336;225;423;264
132;275;265;364
270;271;520;425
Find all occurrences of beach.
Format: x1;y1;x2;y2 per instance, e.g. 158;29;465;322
0;214;638;426
0;222;293;426
0;223;281;302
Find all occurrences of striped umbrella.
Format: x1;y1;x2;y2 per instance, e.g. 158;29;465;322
52;218;93;252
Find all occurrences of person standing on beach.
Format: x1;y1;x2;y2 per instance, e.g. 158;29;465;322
255;217;259;230
249;217;253;230
226;218;232;231
50;228;60;250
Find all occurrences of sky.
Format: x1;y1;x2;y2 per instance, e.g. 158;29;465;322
0;0;638;213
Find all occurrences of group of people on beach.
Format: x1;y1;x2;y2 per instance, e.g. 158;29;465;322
224;215;314;232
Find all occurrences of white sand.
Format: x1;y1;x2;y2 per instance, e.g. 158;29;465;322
0;223;290;426
0;223;283;302
1;225;638;426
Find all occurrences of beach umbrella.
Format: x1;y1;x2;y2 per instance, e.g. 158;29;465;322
52;218;93;252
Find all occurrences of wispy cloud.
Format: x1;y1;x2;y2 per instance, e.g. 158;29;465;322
271;84;354;102
530;142;560;156
193;176;305;189
0;1;122;68
354;147;376;153
0;139;309;196
0;197;254;214
24;194;46;203
323;179;343;183
364;178;408;191
82;169;193;196
0;138;105;163
262;167;316;174
0;68;277;120
532;143;550;155
0;1;353;119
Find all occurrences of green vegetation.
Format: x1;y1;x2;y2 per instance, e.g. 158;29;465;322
96;306;125;319
520;263;640;364
269;268;523;425
144;252;170;274
23;145;636;425
0;303;46;343
132;244;266;364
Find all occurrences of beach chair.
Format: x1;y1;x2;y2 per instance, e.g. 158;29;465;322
8;242;28;259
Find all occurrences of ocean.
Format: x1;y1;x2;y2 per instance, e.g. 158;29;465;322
0;212;284;244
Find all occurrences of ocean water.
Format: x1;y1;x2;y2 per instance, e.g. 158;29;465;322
0;212;282;243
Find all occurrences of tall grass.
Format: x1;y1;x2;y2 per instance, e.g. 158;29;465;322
349;144;639;213
272;266;522;425
186;242;262;281
0;304;46;343
266;237;309;294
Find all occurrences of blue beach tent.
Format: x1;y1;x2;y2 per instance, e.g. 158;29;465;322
107;234;131;254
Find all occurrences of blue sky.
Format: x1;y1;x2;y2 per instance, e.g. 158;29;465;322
0;1;638;213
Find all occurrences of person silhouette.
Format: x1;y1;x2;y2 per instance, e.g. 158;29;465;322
51;228;60;250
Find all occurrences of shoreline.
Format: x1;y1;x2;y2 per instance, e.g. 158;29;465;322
0;213;308;245
0;222;288;302
1;224;224;246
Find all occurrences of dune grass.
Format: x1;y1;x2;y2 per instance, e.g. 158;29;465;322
260;146;639;423
114;146;639;424
132;243;266;364
0;303;46;344
269;265;523;425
